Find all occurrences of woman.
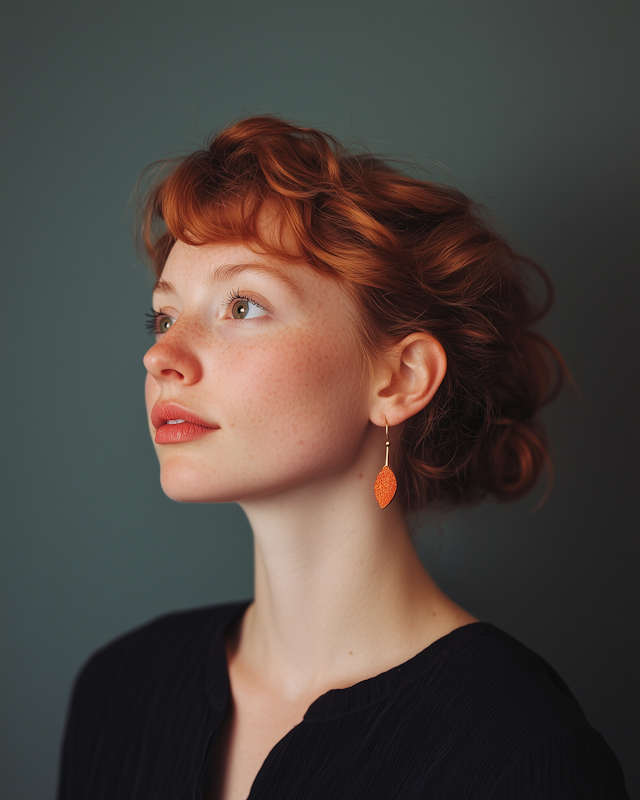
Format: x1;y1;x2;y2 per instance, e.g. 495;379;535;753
57;116;628;799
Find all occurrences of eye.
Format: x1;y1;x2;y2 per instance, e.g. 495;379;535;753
225;290;269;320
145;309;175;335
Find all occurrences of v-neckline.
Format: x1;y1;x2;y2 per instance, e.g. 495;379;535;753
199;601;489;800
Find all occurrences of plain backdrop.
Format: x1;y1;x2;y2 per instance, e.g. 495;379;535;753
1;1;638;797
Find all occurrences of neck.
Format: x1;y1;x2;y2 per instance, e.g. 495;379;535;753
235;459;473;699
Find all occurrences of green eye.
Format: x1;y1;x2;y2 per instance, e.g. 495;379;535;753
145;309;175;335
225;291;269;320
231;300;250;319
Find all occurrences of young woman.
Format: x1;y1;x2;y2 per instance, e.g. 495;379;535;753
57;116;628;799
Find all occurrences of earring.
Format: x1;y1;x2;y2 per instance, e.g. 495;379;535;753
374;421;397;509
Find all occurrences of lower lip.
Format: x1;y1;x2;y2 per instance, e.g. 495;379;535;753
155;422;218;444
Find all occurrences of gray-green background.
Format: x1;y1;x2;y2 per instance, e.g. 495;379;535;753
1;1;638;797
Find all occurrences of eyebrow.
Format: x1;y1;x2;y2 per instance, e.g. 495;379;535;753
152;261;303;298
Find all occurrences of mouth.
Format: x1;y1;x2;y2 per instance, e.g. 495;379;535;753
151;402;219;445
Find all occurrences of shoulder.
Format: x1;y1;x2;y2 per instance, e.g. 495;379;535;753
487;725;629;799
70;601;247;705
419;622;597;750
77;602;245;681
58;601;248;799
420;622;583;719
409;623;629;797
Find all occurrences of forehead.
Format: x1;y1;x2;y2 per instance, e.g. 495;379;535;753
160;240;279;281
156;240;342;303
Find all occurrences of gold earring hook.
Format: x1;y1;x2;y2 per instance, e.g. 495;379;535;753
385;421;390;468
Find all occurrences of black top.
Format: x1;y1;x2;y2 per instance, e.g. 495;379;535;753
57;601;628;799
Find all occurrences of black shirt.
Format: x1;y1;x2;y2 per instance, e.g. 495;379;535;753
57;601;628;799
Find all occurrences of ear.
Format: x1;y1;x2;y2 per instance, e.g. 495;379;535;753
370;333;447;428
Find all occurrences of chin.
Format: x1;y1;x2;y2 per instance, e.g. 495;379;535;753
158;459;234;504
157;453;332;505
157;459;278;504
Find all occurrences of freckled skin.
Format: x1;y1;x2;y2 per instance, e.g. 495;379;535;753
144;241;372;504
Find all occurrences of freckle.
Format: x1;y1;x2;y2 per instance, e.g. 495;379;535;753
349;651;353;655
432;612;436;616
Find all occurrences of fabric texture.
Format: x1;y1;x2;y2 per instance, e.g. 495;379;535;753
57;601;629;799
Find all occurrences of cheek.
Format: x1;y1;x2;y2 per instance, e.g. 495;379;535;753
224;327;366;457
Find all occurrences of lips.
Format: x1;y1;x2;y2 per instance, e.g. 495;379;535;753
151;402;219;445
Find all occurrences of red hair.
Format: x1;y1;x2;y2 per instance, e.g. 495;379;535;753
140;115;566;513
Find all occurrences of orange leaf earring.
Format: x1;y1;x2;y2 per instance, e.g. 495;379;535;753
374;421;397;509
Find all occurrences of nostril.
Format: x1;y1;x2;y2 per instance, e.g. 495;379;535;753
161;368;184;378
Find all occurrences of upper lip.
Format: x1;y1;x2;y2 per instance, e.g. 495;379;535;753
151;402;219;431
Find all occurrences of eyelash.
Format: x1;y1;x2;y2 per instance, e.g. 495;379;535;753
222;289;268;313
145;308;171;335
145;290;268;335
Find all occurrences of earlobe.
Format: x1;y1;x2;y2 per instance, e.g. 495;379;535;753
371;333;447;428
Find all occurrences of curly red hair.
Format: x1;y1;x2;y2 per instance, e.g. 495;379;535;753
140;115;566;513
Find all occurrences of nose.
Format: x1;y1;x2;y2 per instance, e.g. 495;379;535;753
143;325;203;386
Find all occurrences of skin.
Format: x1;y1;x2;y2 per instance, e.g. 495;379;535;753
144;240;477;800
